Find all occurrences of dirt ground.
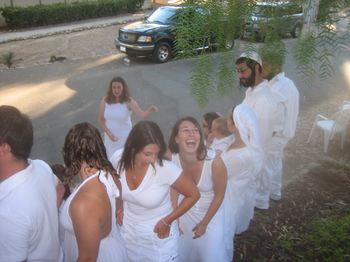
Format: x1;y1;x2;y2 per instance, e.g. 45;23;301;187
234;161;350;261
1;22;350;261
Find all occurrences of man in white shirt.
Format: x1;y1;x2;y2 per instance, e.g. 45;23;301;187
0;105;64;262
261;51;300;202
235;52;278;210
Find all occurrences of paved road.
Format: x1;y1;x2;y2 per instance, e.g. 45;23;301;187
0;15;349;184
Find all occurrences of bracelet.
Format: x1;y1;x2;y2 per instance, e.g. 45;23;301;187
161;218;171;227
117;208;124;215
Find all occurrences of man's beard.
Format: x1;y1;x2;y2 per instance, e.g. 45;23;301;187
239;69;256;88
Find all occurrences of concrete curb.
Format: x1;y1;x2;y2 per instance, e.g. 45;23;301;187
0;15;149;44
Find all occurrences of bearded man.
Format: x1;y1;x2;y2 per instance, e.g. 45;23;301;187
235;51;278;210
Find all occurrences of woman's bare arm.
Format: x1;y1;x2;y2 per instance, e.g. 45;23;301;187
128;98;158;119
192;155;227;239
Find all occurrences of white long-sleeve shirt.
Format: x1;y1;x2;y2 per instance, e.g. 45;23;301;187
242;80;278;153
268;72;299;140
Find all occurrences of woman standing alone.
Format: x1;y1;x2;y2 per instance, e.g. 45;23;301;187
98;77;158;159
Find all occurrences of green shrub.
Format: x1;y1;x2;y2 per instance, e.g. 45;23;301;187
0;52;22;68
0;0;144;29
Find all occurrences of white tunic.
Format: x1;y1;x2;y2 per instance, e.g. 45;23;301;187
111;149;182;262
104;102;132;159
172;150;229;262
59;171;128;262
267;72;300;200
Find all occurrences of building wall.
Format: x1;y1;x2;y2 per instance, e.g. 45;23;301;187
0;0;153;27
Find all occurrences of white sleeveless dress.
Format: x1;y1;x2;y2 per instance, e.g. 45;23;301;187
104;102;132;159
172;150;229;262
220;146;253;261
59;171;128;262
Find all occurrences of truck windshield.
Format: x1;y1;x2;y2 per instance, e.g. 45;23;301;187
253;5;277;17
147;8;177;24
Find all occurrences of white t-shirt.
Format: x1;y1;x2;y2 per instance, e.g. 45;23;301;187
111;149;182;231
0;159;63;262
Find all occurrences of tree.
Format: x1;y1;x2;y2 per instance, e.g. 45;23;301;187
172;0;350;109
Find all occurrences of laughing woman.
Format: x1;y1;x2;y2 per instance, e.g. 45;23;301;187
98;77;158;159
110;121;200;262
167;117;229;262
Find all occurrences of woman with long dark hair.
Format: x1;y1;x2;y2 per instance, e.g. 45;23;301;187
110;121;199;262
168;117;228;262
60;122;127;261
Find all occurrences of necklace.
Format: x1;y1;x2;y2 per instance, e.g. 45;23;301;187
77;175;90;187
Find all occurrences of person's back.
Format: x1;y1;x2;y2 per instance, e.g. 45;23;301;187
268;73;299;140
0;105;63;262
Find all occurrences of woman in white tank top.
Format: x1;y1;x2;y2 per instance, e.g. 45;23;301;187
98;76;158;159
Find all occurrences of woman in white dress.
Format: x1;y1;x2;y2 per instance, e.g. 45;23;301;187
220;104;265;260
110;121;200;262
98;76;158;159
60;122;128;262
167;116;229;262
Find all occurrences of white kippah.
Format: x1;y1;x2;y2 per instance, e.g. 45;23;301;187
239;51;262;66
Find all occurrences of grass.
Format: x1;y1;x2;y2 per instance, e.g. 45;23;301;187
1;52;22;68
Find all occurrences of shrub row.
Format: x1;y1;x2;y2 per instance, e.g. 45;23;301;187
0;0;145;29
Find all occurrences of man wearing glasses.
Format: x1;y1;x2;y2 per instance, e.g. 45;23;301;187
235;51;278;211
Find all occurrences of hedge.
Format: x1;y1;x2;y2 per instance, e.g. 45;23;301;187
0;0;145;29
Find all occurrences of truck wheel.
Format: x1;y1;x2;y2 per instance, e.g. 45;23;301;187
292;23;302;38
152;41;171;63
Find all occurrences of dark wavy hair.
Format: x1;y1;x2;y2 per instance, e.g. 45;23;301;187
62;122;117;186
168;116;207;161
203;112;220;132
105;76;131;104
0;105;33;160
118;121;168;174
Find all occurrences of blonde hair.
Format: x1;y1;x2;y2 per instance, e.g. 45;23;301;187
212;117;231;137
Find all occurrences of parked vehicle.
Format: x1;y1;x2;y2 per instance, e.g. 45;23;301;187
115;5;233;63
244;2;304;39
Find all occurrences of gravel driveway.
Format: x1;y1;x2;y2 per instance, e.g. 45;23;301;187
1;23;349;181
0;23;123;71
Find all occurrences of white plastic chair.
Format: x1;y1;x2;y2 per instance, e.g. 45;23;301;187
307;108;350;153
339;100;350;110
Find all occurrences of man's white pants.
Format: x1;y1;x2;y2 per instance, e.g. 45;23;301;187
255;137;289;209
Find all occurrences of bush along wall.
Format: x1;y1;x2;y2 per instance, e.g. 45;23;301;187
0;0;145;29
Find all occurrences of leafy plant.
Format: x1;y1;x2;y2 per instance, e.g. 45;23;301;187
0;52;21;68
173;0;350;109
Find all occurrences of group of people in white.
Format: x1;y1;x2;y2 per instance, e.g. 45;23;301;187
0;51;299;262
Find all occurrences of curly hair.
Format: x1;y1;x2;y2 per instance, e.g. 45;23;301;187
168;116;207;161
105;77;131;104
62;122;117;186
